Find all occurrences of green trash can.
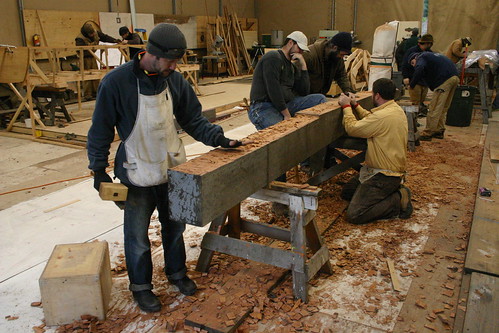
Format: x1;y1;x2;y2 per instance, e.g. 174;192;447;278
445;85;477;127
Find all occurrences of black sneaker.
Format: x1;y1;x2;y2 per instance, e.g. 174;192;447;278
132;290;161;312
168;276;197;296
399;186;413;219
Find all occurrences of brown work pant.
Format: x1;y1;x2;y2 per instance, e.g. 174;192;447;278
425;76;459;134
408;84;428;105
83;57;99;99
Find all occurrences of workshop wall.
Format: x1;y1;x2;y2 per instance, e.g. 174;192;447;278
1;0;255;47
255;0;422;52
428;0;499;53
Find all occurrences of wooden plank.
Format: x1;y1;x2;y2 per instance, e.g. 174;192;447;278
200;233;298;270
490;142;499;163
465;121;499;276
185;263;283;333
43;199;81;213
386;258;401;292
0;47;29;84
168;93;372;226
462;272;498;332
23;9;100;51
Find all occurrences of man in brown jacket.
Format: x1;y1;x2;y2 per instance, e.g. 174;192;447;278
75;22;120;100
303;32;353;95
445;37;472;63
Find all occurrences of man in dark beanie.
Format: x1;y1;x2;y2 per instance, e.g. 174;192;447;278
119;26;144;59
75;22;120;100
87;23;244;313
304;31;354;95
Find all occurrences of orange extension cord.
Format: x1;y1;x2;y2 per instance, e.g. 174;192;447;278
0;161;115;197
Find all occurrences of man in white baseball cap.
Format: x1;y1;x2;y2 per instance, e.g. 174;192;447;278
248;30;326;131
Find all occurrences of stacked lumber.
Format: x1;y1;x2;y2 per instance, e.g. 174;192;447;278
205;7;253;76
345;49;371;91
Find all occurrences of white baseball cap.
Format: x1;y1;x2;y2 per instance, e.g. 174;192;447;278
286;31;309;51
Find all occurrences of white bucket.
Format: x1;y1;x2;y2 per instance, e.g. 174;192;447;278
372;22;397;58
24;118;32;128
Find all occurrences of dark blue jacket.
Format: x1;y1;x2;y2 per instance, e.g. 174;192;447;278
401;45;432;80
410;52;459;91
87;52;226;185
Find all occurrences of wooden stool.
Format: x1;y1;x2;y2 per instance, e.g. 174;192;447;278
196;181;333;302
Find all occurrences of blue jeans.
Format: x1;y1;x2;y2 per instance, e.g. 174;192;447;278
124;183;187;292
248;94;326;130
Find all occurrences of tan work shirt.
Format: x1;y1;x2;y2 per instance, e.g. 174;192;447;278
342;100;408;177
445;39;464;64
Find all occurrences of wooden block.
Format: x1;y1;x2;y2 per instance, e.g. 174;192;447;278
99;182;128;201
168;93;373;226
462;272;498;332
39;242;112;326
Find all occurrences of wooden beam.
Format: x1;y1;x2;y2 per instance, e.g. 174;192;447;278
462;272;498;332
168;93;373;226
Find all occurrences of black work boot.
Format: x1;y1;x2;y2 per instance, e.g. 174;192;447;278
132;290;161;312
168;276;197;296
433;131;445;139
399;185;413;219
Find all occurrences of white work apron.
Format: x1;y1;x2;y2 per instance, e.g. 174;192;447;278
123;80;186;187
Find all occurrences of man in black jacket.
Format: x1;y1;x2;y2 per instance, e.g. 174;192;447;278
401;34;433;115
409;52;459;140
87;23;242;313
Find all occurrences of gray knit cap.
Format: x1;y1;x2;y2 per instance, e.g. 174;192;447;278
147;23;186;59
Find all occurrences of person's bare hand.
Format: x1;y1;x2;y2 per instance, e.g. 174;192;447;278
348;92;357;105
291;53;307;70
338;93;351;107
403;78;410;86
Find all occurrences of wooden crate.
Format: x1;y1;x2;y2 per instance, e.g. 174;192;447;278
39;241;112;326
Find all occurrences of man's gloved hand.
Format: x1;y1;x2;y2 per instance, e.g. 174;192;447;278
93;170;113;191
218;136;243;149
92;170;125;210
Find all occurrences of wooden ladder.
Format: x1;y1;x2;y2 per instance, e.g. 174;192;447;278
196;181;333;302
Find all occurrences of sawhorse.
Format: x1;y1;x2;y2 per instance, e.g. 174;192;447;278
196;181;333;302
32;86;73;126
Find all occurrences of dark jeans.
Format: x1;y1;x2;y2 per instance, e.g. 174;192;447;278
124;183;187;292
248;94;327;130
341;173;402;225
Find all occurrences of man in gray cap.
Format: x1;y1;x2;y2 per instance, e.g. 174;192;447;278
248;30;326;130
87;23;244;313
303;31;354;95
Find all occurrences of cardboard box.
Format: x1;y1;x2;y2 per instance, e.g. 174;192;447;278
39;242;112;326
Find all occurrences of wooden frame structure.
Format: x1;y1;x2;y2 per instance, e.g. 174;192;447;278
1;44;202;137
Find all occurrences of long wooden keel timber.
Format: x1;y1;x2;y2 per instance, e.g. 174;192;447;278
168;92;372;226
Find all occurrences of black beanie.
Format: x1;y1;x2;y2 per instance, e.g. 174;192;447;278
147;23;187;59
119;26;130;37
331;32;352;54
